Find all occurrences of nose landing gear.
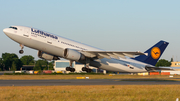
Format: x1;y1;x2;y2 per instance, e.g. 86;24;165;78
19;44;24;54
19;50;24;54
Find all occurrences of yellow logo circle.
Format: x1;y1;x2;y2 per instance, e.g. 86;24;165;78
151;47;161;59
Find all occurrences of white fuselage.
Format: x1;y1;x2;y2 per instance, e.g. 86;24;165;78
3;26;149;72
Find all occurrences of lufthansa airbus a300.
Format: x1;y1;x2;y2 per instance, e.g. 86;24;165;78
3;26;172;72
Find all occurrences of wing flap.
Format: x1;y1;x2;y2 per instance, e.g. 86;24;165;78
112;53;126;59
98;53;111;59
122;53;134;58
80;51;96;58
107;53;119;59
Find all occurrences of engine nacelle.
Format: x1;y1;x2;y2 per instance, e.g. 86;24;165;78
64;48;85;61
38;51;60;61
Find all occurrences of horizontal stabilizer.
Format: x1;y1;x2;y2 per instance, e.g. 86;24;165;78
145;66;174;71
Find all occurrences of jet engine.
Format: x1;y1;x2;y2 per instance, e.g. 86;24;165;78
63;48;85;61
38;50;60;61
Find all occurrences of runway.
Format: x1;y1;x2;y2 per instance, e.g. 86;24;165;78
0;79;180;86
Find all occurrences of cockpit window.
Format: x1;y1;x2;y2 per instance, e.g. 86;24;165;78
9;26;17;30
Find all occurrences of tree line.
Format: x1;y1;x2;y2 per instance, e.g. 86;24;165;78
155;59;172;67
0;52;173;71
0;53;54;71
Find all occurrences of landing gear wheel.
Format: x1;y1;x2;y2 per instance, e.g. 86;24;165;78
82;67;87;71
66;67;75;72
19;50;24;54
70;68;75;72
66;67;70;71
86;69;92;73
82;67;92;73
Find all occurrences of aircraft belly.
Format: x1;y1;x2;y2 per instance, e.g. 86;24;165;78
89;61;127;72
92;58;146;73
6;33;64;57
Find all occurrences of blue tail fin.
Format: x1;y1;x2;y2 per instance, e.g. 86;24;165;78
134;40;169;66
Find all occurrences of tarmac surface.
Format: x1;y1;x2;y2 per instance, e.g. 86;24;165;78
1;79;180;86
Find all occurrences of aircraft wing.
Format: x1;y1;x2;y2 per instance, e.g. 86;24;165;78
80;50;147;59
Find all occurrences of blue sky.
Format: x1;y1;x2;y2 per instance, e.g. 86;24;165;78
0;0;180;61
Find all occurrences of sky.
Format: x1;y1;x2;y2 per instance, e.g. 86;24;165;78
0;0;180;61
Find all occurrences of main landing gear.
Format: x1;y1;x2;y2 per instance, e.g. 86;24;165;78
65;58;92;73
66;67;75;72
66;60;75;72
19;44;24;54
81;58;92;73
82;67;92;73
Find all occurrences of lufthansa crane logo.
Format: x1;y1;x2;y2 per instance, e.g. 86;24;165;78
151;47;161;59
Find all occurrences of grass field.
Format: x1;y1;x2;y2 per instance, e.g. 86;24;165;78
1;75;180;101
0;85;180;101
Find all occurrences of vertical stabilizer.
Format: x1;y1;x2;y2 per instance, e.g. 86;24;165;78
134;40;169;66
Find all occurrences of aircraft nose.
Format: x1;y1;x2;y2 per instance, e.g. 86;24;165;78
3;28;9;34
3;28;11;36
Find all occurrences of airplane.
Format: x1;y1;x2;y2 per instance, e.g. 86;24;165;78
3;26;173;73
